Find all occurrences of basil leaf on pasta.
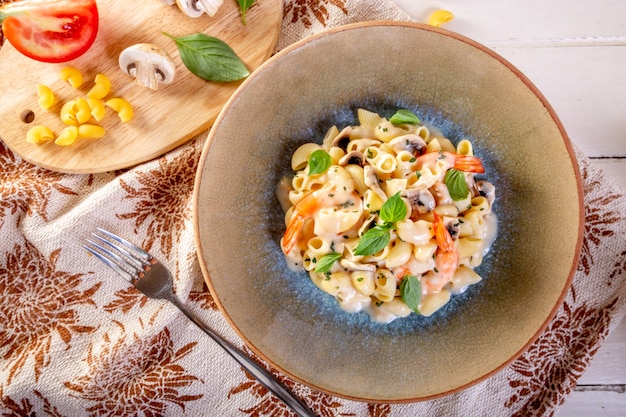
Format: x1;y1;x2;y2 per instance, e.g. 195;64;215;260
308;149;331;176
389;109;421;125
400;275;421;313
379;192;406;224
354;225;390;256
445;169;470;201
315;252;342;273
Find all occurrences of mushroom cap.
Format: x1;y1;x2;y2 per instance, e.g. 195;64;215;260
175;0;203;17
176;0;224;17
118;43;176;85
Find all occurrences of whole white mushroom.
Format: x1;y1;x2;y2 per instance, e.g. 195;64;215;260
119;44;176;91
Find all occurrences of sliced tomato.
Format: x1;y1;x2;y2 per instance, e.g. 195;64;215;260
0;0;99;63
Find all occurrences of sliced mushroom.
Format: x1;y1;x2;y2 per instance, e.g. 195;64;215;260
340;259;376;272
388;134;427;156
161;0;175;5
176;0;223;17
119;44;176;91
338;150;365;166
331;126;352;151
364;165;387;202
403;188;435;216
476;180;496;205
444;216;461;240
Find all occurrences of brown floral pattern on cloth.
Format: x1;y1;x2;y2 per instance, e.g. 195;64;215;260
284;0;348;28
64;327;203;415
1;1;625;416
0;241;100;386
0;143;79;225
504;298;617;415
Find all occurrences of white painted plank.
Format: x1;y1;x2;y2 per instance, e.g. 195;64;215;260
390;0;626;41
578;318;626;385
557;390;626;417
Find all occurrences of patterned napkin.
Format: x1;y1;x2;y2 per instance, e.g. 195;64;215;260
1;1;624;416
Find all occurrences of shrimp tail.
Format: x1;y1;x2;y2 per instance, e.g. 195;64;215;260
432;212;455;252
431;212;459;287
452;155;485;173
282;216;305;255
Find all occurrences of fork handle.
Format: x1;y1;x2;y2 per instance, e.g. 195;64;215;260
170;298;317;417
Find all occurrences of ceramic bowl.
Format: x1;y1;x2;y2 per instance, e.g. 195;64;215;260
193;21;583;402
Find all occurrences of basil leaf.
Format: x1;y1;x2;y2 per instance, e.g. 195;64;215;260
444;169;470;201
379;192;406;224
308;149;331;176
354;225;390;256
400;275;421;313
163;32;249;82
238;0;255;24
389;109;421;125
315;252;342;273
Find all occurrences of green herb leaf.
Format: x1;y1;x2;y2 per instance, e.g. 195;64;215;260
444;169;470;201
163;32;249;82
238;0;255;24
308;149;331;176
389;109;421;125
315;252;342;273
379;192;407;224
400;275;421;313
354;225;391;256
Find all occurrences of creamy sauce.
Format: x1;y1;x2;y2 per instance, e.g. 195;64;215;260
278;109;499;323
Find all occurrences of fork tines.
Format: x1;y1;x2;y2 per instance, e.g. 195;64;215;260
84;228;153;282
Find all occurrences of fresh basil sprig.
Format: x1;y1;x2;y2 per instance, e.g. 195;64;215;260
315;252;342;273
163;32;250;82
399;275;421;313
354;225;391;256
238;0;255;24
445;168;470;201
354;192;406;256
389;109;421;125
379;191;407;223
308;149;331;176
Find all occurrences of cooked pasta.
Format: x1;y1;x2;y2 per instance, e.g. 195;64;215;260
278;108;497;323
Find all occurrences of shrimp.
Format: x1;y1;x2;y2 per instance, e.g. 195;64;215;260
421;212;459;294
281;191;321;254
416;151;485;173
281;187;362;255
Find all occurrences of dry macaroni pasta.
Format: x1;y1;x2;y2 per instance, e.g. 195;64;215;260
278;109;497;323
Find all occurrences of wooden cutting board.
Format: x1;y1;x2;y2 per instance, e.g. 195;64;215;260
0;0;282;174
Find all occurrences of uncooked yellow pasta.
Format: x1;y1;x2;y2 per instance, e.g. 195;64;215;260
278;108;497;323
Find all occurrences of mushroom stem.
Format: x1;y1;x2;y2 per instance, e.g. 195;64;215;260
134;61;161;91
197;0;223;16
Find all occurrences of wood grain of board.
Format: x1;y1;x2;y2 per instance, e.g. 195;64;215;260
0;0;282;173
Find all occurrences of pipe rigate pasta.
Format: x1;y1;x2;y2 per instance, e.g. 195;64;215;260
373;269;397;302
291;142;322;170
278;108;497;323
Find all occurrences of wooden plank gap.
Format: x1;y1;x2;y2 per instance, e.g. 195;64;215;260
486;36;626;49
574;385;626;393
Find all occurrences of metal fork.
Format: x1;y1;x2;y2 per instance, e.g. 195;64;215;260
84;228;316;417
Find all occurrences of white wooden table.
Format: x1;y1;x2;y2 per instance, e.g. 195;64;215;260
390;1;626;415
